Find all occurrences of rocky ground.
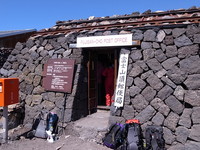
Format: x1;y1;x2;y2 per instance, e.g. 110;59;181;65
0;110;111;150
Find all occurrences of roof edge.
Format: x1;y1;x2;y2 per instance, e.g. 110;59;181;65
0;29;37;38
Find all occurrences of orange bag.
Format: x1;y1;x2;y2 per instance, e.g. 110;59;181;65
125;119;140;124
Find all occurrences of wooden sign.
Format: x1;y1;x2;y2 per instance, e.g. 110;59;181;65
43;59;75;93
114;53;129;108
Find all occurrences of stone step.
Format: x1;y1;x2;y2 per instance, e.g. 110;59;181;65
73;110;110;143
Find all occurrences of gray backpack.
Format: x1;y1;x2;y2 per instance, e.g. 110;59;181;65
145;125;165;150
120;122;144;150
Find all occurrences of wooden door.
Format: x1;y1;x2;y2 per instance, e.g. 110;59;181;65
88;51;97;114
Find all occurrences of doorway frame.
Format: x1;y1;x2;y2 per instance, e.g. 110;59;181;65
87;48;120;114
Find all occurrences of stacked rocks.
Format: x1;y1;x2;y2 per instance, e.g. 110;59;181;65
114;25;200;149
0;20;200;149
0;48;12;68
0;34;88;129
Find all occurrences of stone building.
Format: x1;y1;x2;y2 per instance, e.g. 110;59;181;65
0;29;36;68
1;8;200;149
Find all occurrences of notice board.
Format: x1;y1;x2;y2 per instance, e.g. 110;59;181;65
43;59;75;93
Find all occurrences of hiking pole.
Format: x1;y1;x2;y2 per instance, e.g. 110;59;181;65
61;93;67;135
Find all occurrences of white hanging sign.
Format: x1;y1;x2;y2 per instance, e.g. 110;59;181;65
77;34;133;48
114;53;129;108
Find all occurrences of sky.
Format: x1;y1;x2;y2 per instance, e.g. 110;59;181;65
0;0;200;31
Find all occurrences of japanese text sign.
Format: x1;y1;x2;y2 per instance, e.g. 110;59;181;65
43;59;75;93
114;53;129;107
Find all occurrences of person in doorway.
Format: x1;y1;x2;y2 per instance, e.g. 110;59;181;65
102;62;114;106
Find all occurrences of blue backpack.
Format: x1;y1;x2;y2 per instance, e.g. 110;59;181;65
103;123;125;149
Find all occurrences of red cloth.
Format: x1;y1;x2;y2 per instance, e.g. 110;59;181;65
102;67;114;106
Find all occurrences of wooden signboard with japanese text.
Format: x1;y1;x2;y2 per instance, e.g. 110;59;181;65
114;53;129;108
43;59;75;93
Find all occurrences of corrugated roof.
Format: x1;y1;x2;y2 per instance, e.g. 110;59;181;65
0;29;36;38
33;7;200;36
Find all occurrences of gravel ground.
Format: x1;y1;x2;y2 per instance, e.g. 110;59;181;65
0;135;110;150
0;122;110;150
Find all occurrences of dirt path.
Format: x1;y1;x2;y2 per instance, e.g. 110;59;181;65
0;135;110;150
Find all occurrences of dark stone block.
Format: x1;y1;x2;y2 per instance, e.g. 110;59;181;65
163;35;174;45
130;50;142;61
143;30;156;41
136;61;149;71
178;44;199;58
184;74;200;90
189;125;200;142
141;70;153;80
186;24;200;37
129;64;143;77
132;29;144;40
141;86;156;102
162;57;180;70
24;84;34;95
131;94;148;112
129;86;141;97
166;45;178;58
185;90;200;107
165;95;184;115
134;77;146;89
26;39;35;48
135;105;156;123
161;76;176;89
180;56;200;74
167;66;187;84
15;42;24;51
175;126;189;144
157;85;173;100
141;42;152;49
194;34;200;43
126;77;134;87
185;141;200;150
143;49;155;60
121;105;135;120
146;58;162;72
163;127;175;145
192;107;200;124
172;28;186;38
146;74;164;91
174;86;184;101
174;34;193;47
164;112;179;131
178;108;192;128
155;49;167;62
151;112;164;125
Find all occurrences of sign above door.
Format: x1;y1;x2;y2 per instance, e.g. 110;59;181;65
73;34;140;48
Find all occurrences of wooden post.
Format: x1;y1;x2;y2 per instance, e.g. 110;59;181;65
2;106;8;143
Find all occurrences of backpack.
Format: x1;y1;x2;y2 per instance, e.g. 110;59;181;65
29;112;48;139
144;125;165;150
46;112;58;134
103;123;125;149
120;119;144;150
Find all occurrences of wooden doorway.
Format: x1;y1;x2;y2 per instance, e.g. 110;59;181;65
87;48;119;114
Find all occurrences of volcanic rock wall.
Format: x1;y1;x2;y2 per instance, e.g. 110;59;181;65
0;48;12;68
0;23;200;149
110;25;200;149
0;34;89;129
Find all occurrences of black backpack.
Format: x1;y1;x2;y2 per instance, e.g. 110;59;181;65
120;121;144;150
103;123;125;149
145;125;165;150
